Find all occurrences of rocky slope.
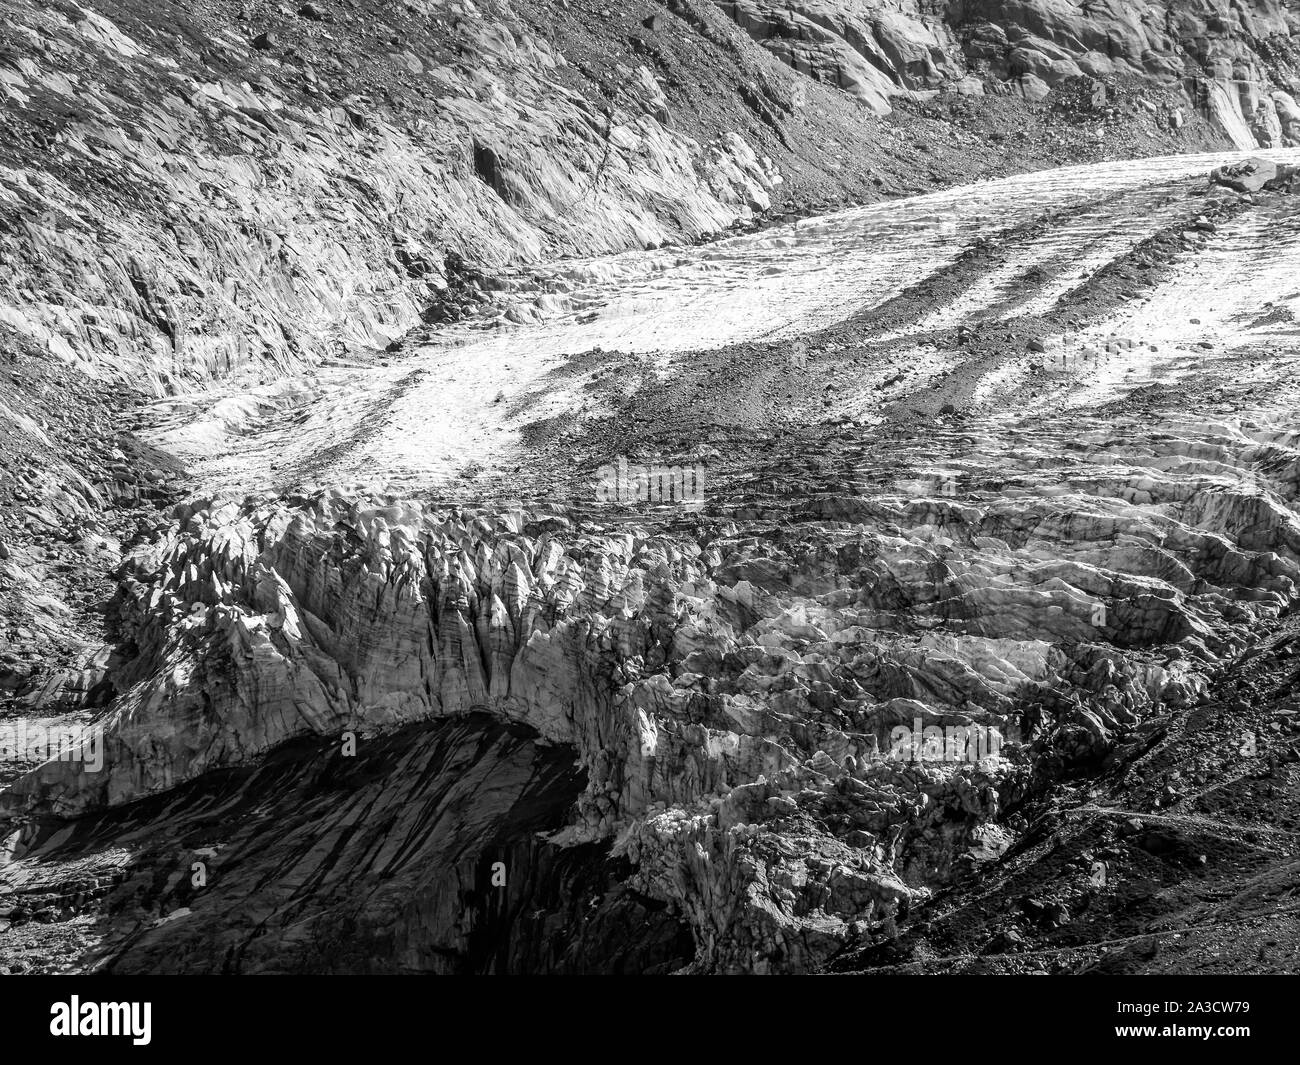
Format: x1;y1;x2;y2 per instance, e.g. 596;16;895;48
3;0;1300;975
4;152;1300;972
1;0;1288;394
0;0;1251;740
718;1;1300;149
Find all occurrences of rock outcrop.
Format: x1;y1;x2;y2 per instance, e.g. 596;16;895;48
0;0;795;395
716;1;965;113
714;0;1300;145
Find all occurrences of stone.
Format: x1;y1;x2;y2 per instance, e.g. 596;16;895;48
1210;157;1296;193
1015;73;1051;103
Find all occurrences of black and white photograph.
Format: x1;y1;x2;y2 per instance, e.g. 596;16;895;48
0;0;1297;1023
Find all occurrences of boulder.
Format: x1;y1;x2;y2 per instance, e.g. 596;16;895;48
1209;157;1297;193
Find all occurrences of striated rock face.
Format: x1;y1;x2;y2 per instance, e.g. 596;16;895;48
716;1;964;112
714;0;1300;143
957;0;1300;147
0;0;798;395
